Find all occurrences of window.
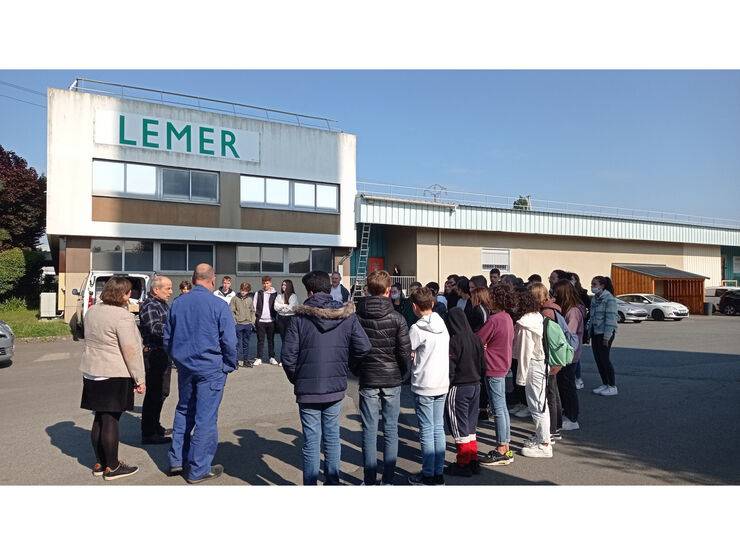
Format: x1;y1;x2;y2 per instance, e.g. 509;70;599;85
91;239;154;271
241;176;264;204
481;248;510;273
293;182;315;207
91;239;123;270
124;240;153;271
316;184;338;210
236;245;334;274
237;246;260;273
93;160;218;203
92;161;124;194
160;243;214;271
239;175;339;213
288;247;310;274
162;168;190;199
261;247;284;273
311;248;332;272
265;178;290;205
191;171;218;201
125;164;156;196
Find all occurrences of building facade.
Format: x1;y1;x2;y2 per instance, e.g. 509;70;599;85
47;88;356;320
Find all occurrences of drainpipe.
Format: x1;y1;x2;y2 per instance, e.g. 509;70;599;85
437;229;442;284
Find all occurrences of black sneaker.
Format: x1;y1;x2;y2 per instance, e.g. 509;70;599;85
92;463;104;477
470;459;481;475
142;435;172;445
434;474;445;485
478;409;490;422
444;463;472;477
168;466;183;477
103;461;139;481
480;449;514;466
186;464;224;484
550;432;563;441
408;473;435;486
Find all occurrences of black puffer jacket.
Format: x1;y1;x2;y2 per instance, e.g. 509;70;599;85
353;295;413;388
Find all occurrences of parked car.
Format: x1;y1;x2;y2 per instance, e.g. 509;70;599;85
705;286;740;312
70;271;151;337
0;320;15;365
616;294;689;321
718;290;740;316
616;298;648;323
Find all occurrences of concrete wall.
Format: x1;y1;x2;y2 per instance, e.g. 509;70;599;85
47;88;356;247
385;226;418;278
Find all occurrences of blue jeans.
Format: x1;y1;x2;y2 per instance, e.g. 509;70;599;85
235;323;253;362
298;399;343;485
575;360;582;380
168;369;227;480
359;386;401;485
486;376;511;446
414;393;447;477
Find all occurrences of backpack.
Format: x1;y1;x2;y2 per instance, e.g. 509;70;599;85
542;317;575;369
553;309;580;352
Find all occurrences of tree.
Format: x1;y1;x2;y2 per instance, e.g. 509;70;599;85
0;145;46;249
513;195;532;211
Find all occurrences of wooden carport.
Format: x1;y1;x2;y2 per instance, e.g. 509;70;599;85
611;263;708;314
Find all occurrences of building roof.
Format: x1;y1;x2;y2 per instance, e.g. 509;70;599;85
612;264;708;280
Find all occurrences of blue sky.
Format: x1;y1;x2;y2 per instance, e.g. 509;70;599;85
1;70;739;220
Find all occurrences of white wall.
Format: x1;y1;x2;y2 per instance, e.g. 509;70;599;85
46;88;356;247
683;244;722;285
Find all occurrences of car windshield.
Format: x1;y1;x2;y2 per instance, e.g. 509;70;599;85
644;295;669;303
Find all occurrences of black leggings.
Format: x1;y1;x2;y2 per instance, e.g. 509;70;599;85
91;411;122;469
592;333;616;386
546;374;562;434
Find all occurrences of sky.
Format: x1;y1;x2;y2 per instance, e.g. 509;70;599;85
1;70;739;221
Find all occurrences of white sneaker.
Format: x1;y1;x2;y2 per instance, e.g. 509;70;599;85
513;406;531;418
520;443;553;458
575;378;584;390
600;386;618;396
592;384;608;395
269;357;279;365
253;358;262;366
562;417;580;431
508;403;526;415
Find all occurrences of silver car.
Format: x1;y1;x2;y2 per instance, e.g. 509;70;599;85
617;294;690;321
616;299;648;323
0;320;15;365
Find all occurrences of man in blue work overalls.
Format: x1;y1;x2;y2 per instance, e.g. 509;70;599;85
164;263;237;483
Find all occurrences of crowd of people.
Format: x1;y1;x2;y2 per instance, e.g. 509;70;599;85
77;263;619;485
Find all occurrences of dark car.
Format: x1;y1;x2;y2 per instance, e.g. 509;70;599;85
718;291;740;316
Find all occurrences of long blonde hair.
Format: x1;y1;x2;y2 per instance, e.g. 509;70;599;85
527;282;550;309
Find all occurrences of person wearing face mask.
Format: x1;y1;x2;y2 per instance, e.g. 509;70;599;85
588;276;619;396
391;282;417;328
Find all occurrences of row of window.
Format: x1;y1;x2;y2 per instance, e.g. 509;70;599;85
90;239;333;274
93;160;219;203
92;160;340;212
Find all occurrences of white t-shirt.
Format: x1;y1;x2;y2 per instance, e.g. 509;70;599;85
259;290;273;322
330;285;344;303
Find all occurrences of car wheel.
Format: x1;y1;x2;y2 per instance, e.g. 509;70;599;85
651;309;665;321
618;312;625;323
725;305;737;316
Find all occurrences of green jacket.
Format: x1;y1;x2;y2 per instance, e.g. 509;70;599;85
230;294;256;325
394;298;418;329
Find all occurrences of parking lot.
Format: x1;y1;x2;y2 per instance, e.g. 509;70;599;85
1;315;739;485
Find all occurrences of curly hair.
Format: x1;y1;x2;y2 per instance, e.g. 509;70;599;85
516;289;540;317
490;282;517;313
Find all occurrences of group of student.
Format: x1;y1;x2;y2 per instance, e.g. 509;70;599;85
280;266;620;485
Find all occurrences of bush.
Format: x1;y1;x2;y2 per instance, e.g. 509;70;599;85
0;247;25;298
0;297;27;312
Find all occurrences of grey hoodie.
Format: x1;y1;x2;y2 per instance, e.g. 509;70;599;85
409;312;450;396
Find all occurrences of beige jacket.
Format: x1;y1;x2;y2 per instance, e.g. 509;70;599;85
79;303;146;385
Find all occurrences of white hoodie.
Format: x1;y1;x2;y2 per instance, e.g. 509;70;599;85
512;311;545;387
409;312;450;396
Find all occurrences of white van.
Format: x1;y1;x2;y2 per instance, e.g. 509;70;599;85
705;286;740;312
70;271;151;337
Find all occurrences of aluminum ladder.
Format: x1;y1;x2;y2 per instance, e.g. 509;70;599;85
351;223;371;300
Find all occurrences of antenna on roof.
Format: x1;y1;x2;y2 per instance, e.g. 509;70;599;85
424;184;448;203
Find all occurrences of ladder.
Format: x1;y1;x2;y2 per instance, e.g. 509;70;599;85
351;222;371;300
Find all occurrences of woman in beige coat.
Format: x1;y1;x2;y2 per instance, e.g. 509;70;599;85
80;277;146;481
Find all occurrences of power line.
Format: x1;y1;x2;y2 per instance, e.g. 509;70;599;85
0;79;46;97
0;93;46;109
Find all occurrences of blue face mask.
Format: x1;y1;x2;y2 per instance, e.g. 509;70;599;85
591;286;602;295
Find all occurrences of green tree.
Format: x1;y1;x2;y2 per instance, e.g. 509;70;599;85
513;195;531;211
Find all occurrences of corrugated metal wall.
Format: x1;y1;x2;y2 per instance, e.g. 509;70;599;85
357;198;740;248
683;245;722;285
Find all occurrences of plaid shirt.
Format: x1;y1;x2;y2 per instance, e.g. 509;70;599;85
139;296;169;350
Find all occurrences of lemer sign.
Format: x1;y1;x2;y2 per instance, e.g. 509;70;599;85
94;110;260;163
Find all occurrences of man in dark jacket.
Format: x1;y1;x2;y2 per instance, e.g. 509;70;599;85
281;270;371;485
354;270;413;485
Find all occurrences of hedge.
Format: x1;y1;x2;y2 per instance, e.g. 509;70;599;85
0;247;25;298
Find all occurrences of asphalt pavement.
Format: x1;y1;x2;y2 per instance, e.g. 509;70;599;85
1;315;739;485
